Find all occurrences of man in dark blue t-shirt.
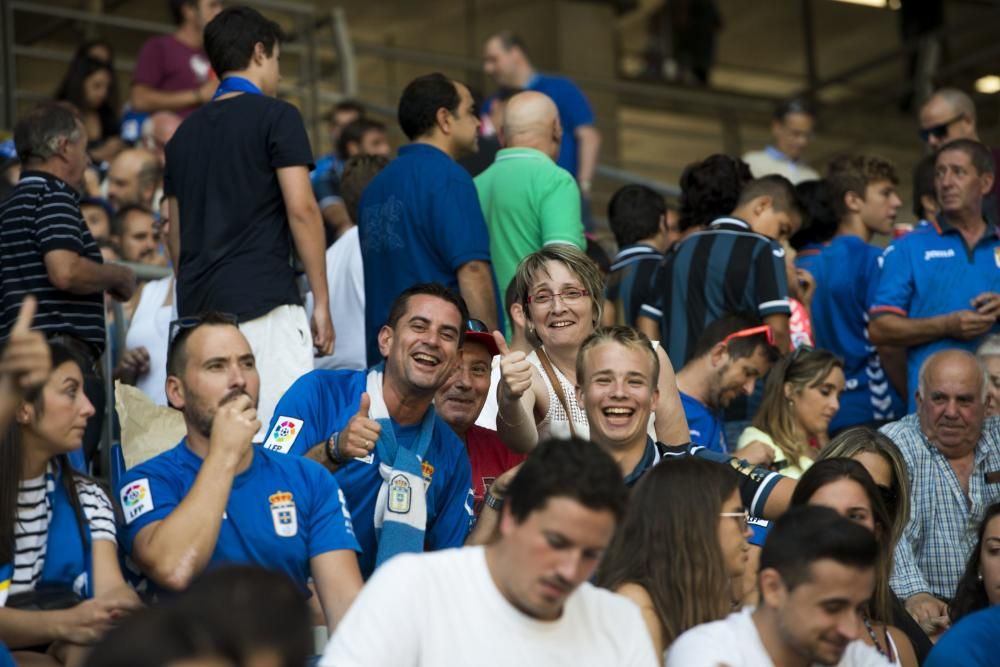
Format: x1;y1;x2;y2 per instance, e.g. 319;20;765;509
358;73;499;367
483;32;600;199
675;314;780;457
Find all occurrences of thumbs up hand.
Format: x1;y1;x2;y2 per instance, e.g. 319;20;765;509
337;392;382;461
0;297;51;391
494;331;534;404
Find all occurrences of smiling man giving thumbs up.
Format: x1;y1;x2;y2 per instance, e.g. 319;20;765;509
265;283;476;579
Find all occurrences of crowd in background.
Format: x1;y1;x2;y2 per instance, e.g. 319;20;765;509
0;1;999;666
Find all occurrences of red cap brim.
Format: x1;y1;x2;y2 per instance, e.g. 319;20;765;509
465;331;500;356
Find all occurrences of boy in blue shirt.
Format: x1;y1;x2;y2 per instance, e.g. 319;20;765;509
675;315;780;457
811;154;906;429
265;284;475;579
118;313;362;632
870;139;1000;411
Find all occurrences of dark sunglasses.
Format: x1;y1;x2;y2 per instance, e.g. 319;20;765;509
465;319;490;334
168;313;239;344
919;113;965;144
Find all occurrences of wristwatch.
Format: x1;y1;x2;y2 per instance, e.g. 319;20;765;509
484;493;504;512
325;432;344;465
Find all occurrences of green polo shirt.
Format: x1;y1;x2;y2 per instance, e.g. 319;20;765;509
475;147;585;331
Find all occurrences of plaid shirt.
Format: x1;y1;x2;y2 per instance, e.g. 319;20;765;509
882;414;1000;600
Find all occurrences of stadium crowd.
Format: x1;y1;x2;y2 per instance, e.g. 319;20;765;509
1;2;999;666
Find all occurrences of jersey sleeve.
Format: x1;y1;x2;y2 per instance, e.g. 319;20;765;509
426;445;474;550
319;555;424;667
76;479;117;544
313;167;343;211
264;372;336;457
754;241;792;317
638;263;666;323
539;170;585;250
116;464;182;553
269;103;315;170
303;460;361;557
434;176;493;271
870;241;913;318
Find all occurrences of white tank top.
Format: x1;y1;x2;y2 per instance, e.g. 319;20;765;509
124;276;173;406
528;349;590;442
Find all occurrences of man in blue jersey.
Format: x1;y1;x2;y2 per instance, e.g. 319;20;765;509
117;313;362;631
482;32;600;200
674;315;780;457
264;283;475;579
811;154;906;430
870;139;1000;411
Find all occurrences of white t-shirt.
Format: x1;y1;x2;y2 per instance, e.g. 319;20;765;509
321;546;659;667
666;608;890;667
309;226;366;371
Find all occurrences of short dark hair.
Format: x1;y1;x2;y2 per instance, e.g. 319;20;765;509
336;118;387;161
679;154;753;231
507;437;628;523
341;154;389;223
327;99;365;121
774;98;814;121
608;184;666;247
384;283;469;347
736;174;803;218
826;154;899;220
166;312;241;379
13;101;81;164
204;6;283;77
111;203;154;237
790;179;839;249
490;30;527;54
688;313;780;364
912;155;937;220
169;0;196;26
937;138;995;176
760;505;878;592
397;73;461;141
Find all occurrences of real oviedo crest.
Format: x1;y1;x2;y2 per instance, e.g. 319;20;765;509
269;491;298;538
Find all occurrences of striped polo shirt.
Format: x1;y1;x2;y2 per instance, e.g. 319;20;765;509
639;216;790;365
604;244;663;327
0;171;105;348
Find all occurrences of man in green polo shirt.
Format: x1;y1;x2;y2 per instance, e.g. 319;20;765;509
475;91;585;335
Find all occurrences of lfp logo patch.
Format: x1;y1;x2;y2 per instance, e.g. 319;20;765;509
120;478;154;525
263;416;303;454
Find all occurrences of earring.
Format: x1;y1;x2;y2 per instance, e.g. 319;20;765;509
978;571;984;582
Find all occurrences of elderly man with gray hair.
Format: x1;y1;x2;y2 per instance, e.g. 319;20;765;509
880;349;1000;637
474;90;586;334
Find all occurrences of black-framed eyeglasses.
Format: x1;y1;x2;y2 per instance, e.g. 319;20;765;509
919;113;965;144
168;313;238;344
465;319;490;333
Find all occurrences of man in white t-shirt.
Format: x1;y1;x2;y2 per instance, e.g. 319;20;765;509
320;437;658;666
668;505;891;667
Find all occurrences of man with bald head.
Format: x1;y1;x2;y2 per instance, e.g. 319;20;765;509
919;87;1000;223
475;90;585;333
107;147;162;211
881;349;1000;635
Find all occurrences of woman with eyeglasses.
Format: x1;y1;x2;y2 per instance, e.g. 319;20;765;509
0;343;141;666
596;457;751;659
790;458;918;667
495;244;689;452
737;347;844;478
949;503;1000;624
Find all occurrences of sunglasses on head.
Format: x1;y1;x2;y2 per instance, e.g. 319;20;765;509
722;325;775;347
168;312;239;344
919;113;965;144
465;319;490;334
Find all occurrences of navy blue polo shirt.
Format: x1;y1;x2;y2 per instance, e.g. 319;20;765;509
810;235;903;429
357;144;497;366
525;74;595;178
871;219;1000;411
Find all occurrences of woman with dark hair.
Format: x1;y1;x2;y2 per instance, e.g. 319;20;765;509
54;42;124;163
676;154;753;237
791;458;918;666
0;343;140;666
950;503;1000;624
596;457;750;658
737;347;845;477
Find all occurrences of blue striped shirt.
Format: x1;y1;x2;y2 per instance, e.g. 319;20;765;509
882;414;1000;600
0;171;105;348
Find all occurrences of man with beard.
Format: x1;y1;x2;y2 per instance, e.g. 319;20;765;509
675;314;780;456
264;284;476;579
117;313;362;631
